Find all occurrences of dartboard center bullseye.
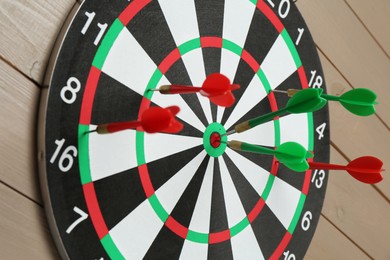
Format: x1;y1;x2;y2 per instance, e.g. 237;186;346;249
210;132;221;148
203;122;227;157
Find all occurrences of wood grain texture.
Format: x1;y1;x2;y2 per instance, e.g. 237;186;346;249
319;51;390;200
0;0;76;84
0;59;41;203
297;0;390;127
0;0;389;259
345;0;390;57
306;215;370;260
321;147;390;259
0;183;58;259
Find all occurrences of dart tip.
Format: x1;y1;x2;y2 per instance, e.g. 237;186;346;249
224;129;236;136
84;129;97;134
272;89;288;94
230;84;240;91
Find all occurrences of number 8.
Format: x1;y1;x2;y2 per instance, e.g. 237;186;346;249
60;77;81;104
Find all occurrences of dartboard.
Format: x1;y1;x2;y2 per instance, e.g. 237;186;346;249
38;0;330;259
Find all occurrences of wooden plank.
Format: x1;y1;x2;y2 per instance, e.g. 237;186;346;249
0;59;42;203
297;0;390;127
0;0;76;84
345;0;390;57
307;215;370;259
319;51;390;200
0;183;59;259
322;146;390;259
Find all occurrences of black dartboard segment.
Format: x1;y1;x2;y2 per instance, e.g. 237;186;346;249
39;0;330;259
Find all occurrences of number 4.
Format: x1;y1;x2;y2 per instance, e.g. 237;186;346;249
316;123;327;140
66;206;88;234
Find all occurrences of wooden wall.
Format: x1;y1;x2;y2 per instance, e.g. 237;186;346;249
1;0;389;259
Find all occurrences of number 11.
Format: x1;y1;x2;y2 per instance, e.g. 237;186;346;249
81;11;108;46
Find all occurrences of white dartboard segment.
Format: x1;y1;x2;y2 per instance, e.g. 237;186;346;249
266;177;302;230
101;28;156;95
223;75;268;130
143;132;203;164
261;34;297;90
229;120;275;147
110;151;206;259
279;113;310;149
109;200;162;259
158;0;213;124
101;27;206;132
155;151;207;213
179;158;214;259
89;127;137;182
219;157;265;259
219;0;257;123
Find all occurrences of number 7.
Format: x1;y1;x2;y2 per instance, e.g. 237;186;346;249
66;206;88;234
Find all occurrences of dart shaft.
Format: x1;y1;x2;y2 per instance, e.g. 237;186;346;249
320;93;340;101
229;140;275;156
228;107;288;135
158;85;201;94
308;161;345;171
273;89;300;97
96;121;140;134
247;107;288;129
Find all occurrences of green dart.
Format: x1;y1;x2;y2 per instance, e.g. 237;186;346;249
322;88;377;116
226;88;326;135
228;140;314;172
274;88;378;116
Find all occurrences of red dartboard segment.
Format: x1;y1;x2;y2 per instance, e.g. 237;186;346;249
165;216;189;240
138;97;152;118
83;183;109;239
248;198;266;223
158;48;181;74
79;66;101;125
302;158;314;195
200;36;223;48
118;0;152;26
257;0;285;33
268;91;279;118
209;229;232;244
139;164;156;198
271;232;293;260
241;49;261;72
298;66;309;89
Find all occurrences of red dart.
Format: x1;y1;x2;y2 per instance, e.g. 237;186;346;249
308;156;384;184
151;73;240;107
141;106;183;133
93;106;183;134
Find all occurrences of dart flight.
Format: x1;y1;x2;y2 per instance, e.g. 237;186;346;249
275;88;378;116
149;73;240;107
228;140;313;172
92;106;183;134
227;88;326;135
309;156;383;184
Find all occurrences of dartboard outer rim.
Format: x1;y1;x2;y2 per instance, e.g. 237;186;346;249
37;1;330;259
